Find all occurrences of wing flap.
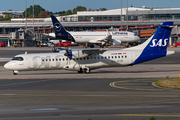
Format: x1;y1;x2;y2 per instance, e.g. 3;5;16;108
58;47;108;58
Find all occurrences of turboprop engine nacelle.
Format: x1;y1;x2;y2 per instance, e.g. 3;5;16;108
111;39;122;46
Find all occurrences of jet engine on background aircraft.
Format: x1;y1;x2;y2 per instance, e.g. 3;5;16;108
111;39;122;46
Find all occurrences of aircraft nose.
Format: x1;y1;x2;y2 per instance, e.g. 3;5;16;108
4;62;10;69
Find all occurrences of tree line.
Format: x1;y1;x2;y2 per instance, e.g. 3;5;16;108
0;5;107;21
24;5;107;18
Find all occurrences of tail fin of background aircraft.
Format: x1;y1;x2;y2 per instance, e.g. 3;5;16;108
51;15;75;42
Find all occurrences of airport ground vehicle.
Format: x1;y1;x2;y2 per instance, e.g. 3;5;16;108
57;40;71;47
48;40;77;47
0;41;7;47
47;40;60;47
173;42;180;47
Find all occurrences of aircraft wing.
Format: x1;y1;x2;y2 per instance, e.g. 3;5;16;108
82;48;108;55
89;30;112;44
58;47;108;58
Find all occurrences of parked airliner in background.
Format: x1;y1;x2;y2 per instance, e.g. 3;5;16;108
45;15;140;48
4;21;174;75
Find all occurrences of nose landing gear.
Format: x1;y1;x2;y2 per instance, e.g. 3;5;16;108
13;70;18;75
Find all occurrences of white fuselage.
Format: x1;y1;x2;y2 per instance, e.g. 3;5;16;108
4;50;138;72
70;31;140;43
48;31;140;44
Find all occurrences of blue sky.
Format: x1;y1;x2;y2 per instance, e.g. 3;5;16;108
1;0;180;12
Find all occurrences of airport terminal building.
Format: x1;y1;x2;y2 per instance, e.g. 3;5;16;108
1;6;180;46
60;6;180;22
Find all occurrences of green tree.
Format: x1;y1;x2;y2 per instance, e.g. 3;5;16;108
65;10;72;15
88;8;95;11
23;5;45;18
73;6;87;14
100;8;107;11
4;14;12;18
38;11;50;18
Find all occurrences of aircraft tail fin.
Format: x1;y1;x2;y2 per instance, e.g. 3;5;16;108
143;21;173;51
126;21;173;51
130;21;174;64
51;15;75;42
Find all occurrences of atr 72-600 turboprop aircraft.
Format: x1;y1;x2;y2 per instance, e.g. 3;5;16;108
46;15;140;48
4;21;174;75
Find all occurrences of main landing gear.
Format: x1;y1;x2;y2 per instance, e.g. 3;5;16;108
77;68;91;74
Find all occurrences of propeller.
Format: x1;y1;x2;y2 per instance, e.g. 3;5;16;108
64;46;72;60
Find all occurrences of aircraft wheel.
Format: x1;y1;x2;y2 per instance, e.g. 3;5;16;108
100;44;106;48
13;70;18;75
78;68;83;73
85;69;90;74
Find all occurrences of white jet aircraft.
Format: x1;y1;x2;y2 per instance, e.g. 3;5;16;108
4;21;174;75
46;15;140;48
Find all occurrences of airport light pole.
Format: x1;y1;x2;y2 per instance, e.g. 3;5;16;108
33;0;34;31
25;0;27;30
121;0;122;29
127;0;128;30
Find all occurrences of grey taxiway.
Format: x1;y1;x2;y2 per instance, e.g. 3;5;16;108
0;47;180;120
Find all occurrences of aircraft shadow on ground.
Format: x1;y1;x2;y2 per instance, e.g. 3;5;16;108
19;70;177;75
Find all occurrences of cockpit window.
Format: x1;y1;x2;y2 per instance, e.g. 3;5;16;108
12;57;24;61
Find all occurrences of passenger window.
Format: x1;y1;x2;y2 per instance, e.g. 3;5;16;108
118;56;120;58
94;57;96;59
59;58;61;61
46;59;48;61
56;58;58;61
112;56;113;59
115;56;117;58
63;58;64;61
122;56;123;58
105;56;107;59
52;59;54;61
125;56;127;58
108;56;110;59
66;58;68;60
49;59;51;61
101;57;103;59
76;58;79;60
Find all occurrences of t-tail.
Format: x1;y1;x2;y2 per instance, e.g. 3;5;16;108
128;21;174;64
50;15;75;42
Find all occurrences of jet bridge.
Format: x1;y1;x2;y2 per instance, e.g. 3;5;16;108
10;28;42;47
